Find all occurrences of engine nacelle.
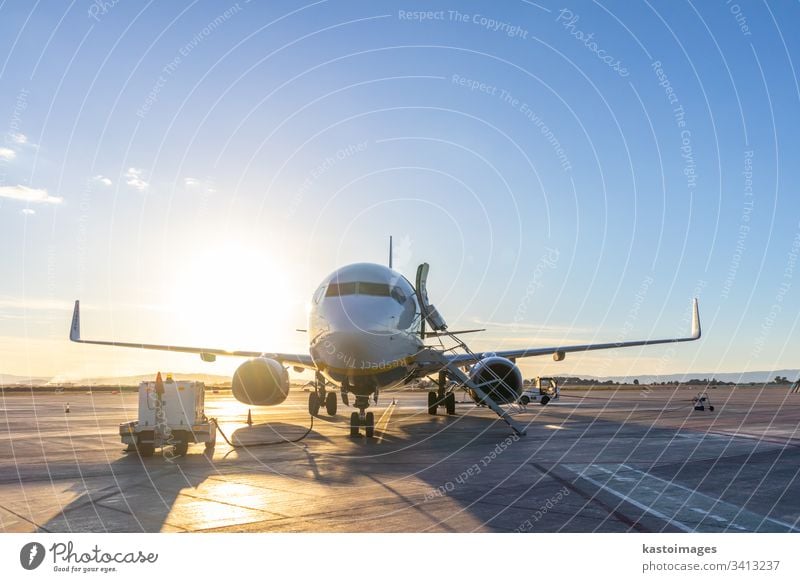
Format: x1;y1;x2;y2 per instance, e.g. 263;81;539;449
232;358;290;406
468;356;523;405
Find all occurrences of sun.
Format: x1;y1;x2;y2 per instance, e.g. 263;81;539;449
166;242;299;353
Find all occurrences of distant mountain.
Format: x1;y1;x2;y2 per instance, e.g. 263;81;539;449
53;373;234;386
0;373;53;385
0;373;233;387
3;368;798;388
572;369;800;385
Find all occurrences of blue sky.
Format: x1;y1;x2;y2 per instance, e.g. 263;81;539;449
1;0;798;380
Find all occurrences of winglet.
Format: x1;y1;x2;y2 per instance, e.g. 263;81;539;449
691;298;701;339
70;300;81;342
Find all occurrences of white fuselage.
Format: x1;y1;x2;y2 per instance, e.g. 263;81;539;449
307;263;424;395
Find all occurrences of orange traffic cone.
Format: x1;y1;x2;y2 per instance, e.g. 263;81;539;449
246;409;252;426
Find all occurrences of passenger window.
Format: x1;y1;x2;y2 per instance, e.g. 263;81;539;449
313;285;325;304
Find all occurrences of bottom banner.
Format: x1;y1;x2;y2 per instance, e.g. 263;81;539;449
0;533;796;581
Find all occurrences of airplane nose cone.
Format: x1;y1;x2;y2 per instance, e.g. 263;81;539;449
315;329;390;369
321;302;390;334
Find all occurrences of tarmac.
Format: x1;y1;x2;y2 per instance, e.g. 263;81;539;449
1;385;800;533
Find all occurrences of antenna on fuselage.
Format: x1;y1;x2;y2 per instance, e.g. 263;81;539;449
388;235;393;269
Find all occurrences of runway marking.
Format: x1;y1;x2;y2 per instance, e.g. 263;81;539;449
374;402;397;443
565;463;800;533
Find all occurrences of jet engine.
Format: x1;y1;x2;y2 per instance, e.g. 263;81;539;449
231;358;290;406
468;356;523;405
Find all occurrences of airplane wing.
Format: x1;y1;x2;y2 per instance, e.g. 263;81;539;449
68;300;316;369
446;298;701;366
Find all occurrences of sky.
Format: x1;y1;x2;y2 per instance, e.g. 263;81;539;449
1;0;799;382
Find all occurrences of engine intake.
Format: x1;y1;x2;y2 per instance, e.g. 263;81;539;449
468;356;523;405
232;358;290;406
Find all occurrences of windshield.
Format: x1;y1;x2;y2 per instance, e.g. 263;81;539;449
324;281;407;303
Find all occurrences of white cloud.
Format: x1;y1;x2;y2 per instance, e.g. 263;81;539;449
124;167;149;191
20;208;35;215
0;147;16;160
0;296;172;313
0;297;74;311
184;177;215;193
9;132;28;144
0;185;62;204
92;174;112;186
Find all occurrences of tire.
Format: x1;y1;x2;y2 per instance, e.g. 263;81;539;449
173;441;189;456
308;392;320;416
709;405;715;412
365;411;375;438
325;392;337;416
520;395;530;405
350;412;360;437
540;395;551;406
137;441;155;458
445;392;456;415
427;391;438;415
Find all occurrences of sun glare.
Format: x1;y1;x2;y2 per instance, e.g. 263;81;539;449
167;242;300;353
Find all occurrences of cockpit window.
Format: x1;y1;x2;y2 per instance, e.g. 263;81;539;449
358;282;390;296
312;285;325;304
390;286;407;304
325;282;357;297
324;281;408;300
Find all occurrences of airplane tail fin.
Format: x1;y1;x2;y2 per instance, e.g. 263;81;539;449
70;300;81;341
691;298;701;339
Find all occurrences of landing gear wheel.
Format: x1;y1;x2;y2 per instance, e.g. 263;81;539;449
173;441;189;456
445;392;456;415
365;412;375;438
308;392;320;416
540;395;551;406
427;391;438;415
520;395;530;405
349;412;360;437
325;392;337;416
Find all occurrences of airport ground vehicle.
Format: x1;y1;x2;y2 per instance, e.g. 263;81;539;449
518;377;559;406
119;373;215;457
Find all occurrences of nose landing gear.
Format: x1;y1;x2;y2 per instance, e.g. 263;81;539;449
349;396;375;438
308;373;338;417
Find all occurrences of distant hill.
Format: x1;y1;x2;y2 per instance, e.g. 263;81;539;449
55;373;234;386
3;368;798;387
0;373;53;385
1;373;232;387
568;369;800;385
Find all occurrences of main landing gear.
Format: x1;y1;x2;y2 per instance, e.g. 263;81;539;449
428;370;456;416
308;373;337;417
349;396;375;438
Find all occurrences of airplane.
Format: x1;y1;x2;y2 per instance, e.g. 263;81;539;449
69;241;701;437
